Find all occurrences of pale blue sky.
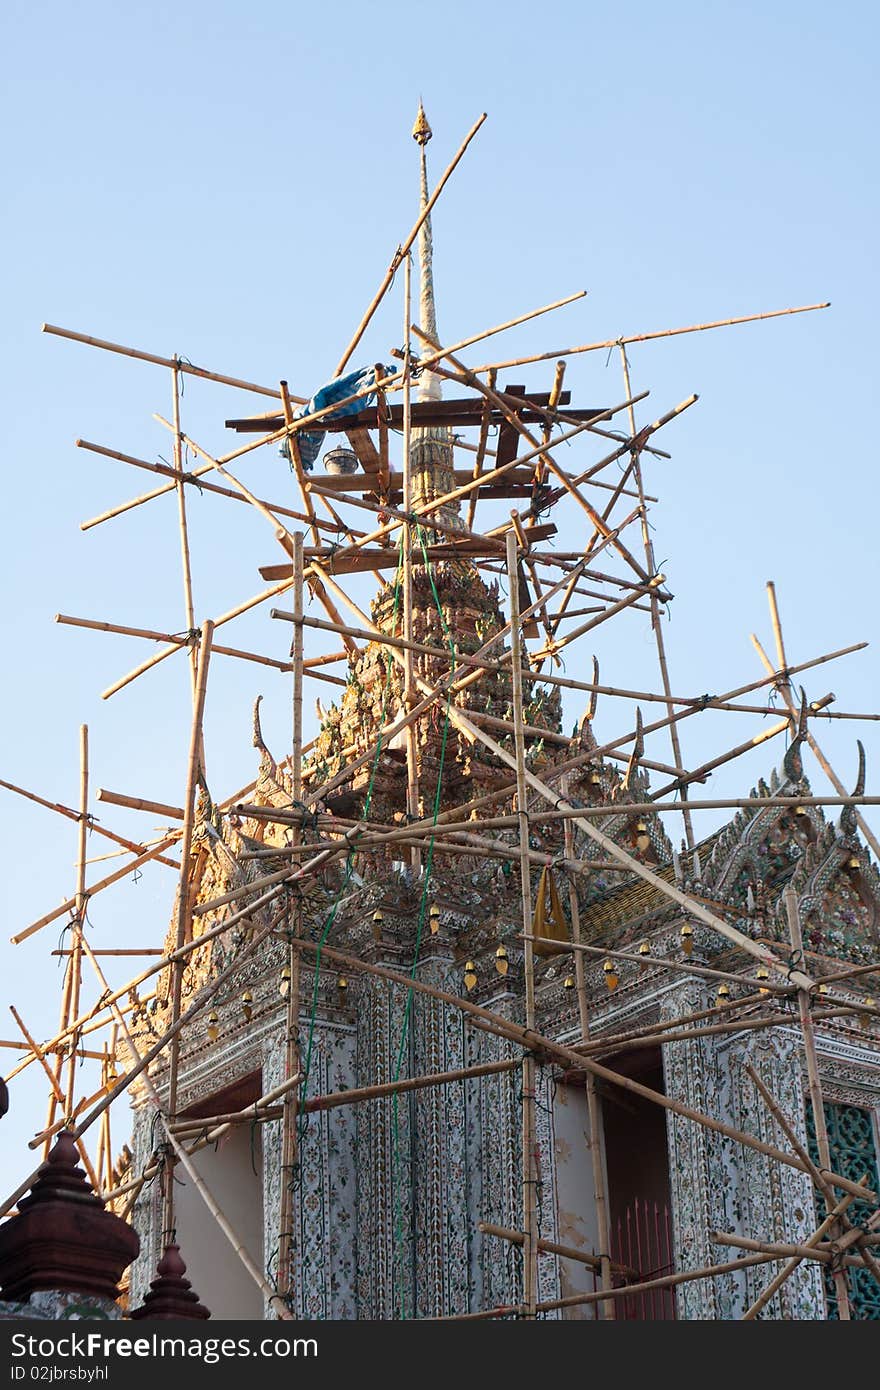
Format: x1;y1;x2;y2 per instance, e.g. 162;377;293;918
1;2;878;1196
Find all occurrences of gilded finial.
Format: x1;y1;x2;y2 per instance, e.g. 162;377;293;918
412;100;432;146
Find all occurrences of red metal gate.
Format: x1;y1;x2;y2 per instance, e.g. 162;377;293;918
610;1198;676;1319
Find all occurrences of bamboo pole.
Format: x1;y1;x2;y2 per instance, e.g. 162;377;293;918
63;726;90;1116
163;619;214;1244
785;884;851;1318
42;323;304;400
466;301;831;374
437;1254;786;1318
75;438;348;533
155;417;295;558
465;368;496;530
277;533;304;1302
9;1006;101;1191
619;345;694;849
334;112;487;376
507;531;539;1318
100;574;297;702
11;832;181;945
530;936;794;997
171;361;198;690
477;1221;634;1278
563;793;614;1316
279;381;320;547
414;291;586;376
0;775;180;871
96;788;185;819
57;613;293;675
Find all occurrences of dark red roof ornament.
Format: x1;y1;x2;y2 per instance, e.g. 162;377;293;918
0;1129;139;1303
129;1244;210;1321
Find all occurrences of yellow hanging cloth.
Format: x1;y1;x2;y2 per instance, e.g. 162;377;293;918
532;865;568;956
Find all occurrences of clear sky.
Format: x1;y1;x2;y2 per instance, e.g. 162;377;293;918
1;2;878;1200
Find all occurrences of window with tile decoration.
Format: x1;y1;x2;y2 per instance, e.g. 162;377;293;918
806;1100;880;1319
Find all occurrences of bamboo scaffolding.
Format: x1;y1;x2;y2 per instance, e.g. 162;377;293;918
784;885;852;1317
742;1065;880;1295
506;532;539;1318
466;368;496;530
527;935;794;998
281;937;872;1199
163;619;213;1244
173;1058;522;1135
0;776;180;871
619;345;694;850
416;333;657;586
563;791;614;1316
277;533;304;1302
42;323;304;400
56;613;293;675
413;291;586;377
466;301;831;375
477;1222;634;1278
170;362;198;690
11;831;181;946
9;1006;101;1191
63;726;90;1115
100;574;298;701
76;438;349;534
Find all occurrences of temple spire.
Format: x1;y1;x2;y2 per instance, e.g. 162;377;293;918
412;102;441;403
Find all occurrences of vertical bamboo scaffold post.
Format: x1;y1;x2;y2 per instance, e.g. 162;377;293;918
162;618;214;1244
506;529;539;1318
171;359;198;692
563;798;614;1318
64;724;90;1115
618;346;694;850
278;533;305;1306
784;884;852;1319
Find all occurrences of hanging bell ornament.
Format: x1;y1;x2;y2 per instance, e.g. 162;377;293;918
429;903;441;935
337;975;349;999
495;944;509;977
716;982;731;1006
206;1010;220;1042
635;820;651;855
638;941;651;971
463;960;478;993
241;990;254;1022
603;958;619;992
563;975;576;990
372;908;384;942
279;965;291;999
860;997;875;1032
756;966;770;996
680;923;694;957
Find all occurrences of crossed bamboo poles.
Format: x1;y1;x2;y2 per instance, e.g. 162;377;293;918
3;108;875;1320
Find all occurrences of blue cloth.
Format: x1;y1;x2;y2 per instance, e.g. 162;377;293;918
286;364;391;470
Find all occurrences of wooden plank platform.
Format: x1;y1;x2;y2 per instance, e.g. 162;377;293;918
225;391;605;435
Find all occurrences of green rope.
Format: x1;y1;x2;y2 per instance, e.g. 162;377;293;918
389;526;457;1319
